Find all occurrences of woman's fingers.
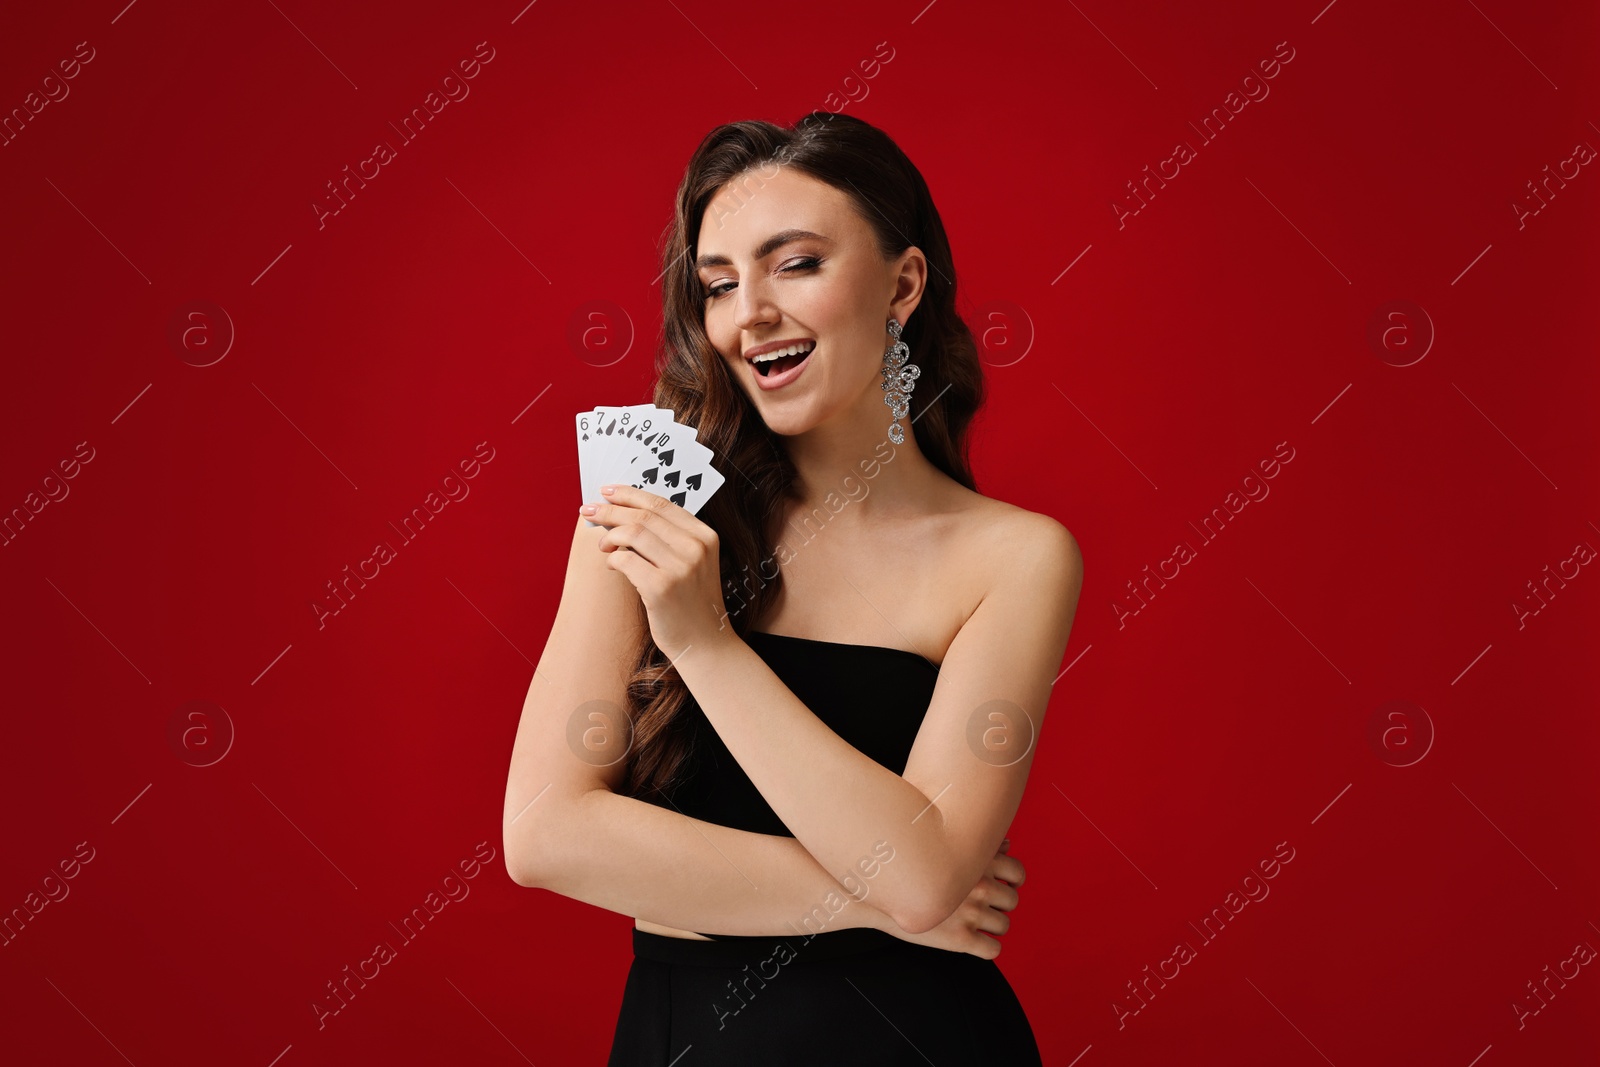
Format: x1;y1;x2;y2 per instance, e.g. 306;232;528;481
593;505;708;564
980;904;1012;937
591;485;702;540
982;849;1024;913
990;851;1026;887
600;520;677;566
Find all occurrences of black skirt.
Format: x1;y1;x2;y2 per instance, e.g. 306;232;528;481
606;927;1042;1066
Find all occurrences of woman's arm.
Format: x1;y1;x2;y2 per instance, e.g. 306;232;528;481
666;513;1083;934
509;785;900;937
503;517;896;936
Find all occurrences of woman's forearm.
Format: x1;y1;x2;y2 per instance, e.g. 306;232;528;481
508;787;904;938
671;635;959;929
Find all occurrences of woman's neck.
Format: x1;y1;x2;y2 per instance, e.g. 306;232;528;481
783;429;942;522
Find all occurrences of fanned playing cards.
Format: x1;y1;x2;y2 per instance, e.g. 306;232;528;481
575;404;726;524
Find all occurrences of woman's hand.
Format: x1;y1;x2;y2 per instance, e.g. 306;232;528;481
882;840;1025;959
581;483;729;657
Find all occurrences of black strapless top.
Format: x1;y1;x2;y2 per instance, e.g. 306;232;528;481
642;630;940;941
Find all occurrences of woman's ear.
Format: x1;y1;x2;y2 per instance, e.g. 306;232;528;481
889;246;928;325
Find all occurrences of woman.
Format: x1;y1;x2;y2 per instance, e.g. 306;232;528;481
502;112;1083;1064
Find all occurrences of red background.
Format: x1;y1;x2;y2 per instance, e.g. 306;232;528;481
2;1;1596;1063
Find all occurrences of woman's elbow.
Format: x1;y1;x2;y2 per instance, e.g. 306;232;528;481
894;896;953;935
502;822;542;887
503;829;542;887
503;797;567;888
885;876;962;935
902;851;983;933
506;825;572;888
504;788;601;888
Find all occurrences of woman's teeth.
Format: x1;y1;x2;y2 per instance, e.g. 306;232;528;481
753;342;815;377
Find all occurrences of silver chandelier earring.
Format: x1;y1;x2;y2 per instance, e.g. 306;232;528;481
881;318;920;444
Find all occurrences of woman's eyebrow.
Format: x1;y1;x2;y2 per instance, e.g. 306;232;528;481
695;229;831;270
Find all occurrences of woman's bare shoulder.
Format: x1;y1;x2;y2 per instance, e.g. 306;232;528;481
945;486;1081;565
946;492;1084;654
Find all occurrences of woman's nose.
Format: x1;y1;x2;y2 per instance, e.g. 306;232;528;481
732;277;778;331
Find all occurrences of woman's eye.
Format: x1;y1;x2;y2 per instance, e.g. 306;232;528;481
704;258;821;300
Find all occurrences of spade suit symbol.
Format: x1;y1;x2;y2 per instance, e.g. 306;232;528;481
664;470;681;487
686;473;702;491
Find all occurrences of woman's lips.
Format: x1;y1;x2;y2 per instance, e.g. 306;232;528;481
751;345;814;391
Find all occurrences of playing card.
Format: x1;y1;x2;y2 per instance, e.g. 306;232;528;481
580;404;652;517
590;403;640;475
680;451;726;515
576;404;725;520
575;408;607;510
616;431;725;514
621;413;684;470
612;406;672;476
612;426;693;505
619;405;700;457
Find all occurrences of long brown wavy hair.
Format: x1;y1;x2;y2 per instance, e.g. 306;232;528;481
621;111;986;802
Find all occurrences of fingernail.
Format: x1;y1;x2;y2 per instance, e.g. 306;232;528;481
580;504;596;515
601;485;615;495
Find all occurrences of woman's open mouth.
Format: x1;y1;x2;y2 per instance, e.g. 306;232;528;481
749;342;815;391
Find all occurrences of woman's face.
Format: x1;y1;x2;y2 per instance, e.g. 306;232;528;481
695;166;924;438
